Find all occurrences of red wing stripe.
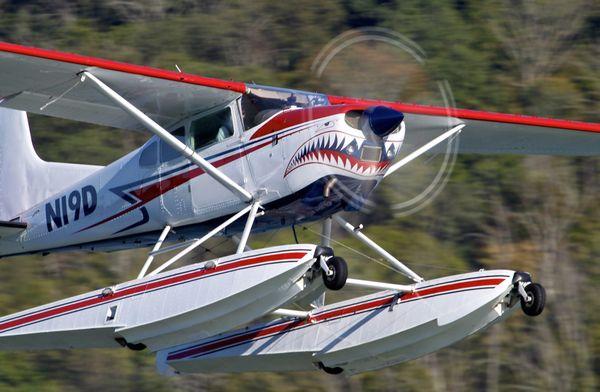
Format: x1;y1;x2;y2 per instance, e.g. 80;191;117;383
328;96;600;133
0;41;246;93
0;251;308;333
2;42;596;132
168;276;507;360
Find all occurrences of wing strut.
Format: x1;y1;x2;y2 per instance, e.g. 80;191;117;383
80;71;253;203
384;123;464;177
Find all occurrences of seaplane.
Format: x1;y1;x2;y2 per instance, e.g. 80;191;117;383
0;41;598;376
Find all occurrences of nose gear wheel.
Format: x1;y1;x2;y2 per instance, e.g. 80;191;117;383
322;256;348;291
519;282;546;317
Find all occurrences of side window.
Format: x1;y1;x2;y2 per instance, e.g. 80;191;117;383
139;140;158;167
160;126;185;163
189;108;233;151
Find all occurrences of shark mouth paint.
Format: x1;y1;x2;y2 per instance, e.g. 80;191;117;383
284;131;398;178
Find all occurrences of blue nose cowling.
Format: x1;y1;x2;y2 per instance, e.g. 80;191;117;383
363;106;404;138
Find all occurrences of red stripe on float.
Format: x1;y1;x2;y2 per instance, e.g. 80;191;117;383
0;251;307;332
168;277;506;360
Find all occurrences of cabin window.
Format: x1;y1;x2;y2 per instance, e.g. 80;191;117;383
189;107;234;151
139;140;158;167
159;126;185;163
240;87;329;130
344;110;363;129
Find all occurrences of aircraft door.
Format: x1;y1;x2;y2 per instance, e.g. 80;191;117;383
237;98;287;203
188;104;249;220
156;126;194;225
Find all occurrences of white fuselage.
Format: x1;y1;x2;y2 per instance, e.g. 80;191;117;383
0;102;404;257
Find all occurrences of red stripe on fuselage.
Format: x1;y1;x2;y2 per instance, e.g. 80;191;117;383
249;105;368;140
79;140;271;232
0;251;308;333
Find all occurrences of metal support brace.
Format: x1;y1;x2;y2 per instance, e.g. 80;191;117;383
333;215;424;283
318;218;333;275
272;308;310;319
147;204;254;277
231;235;252;252
319;255;333;276
389;292;401;312
138;225;171;279
236;202;261;254
321;217;332;247
148;238;201;257
345;278;414;292
81;71;253;203
517;281;532;303
384;124;464;177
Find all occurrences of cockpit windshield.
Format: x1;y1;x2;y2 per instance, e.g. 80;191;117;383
240;85;329;130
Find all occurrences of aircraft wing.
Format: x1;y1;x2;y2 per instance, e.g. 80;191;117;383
0;42;245;131
0;42;598;155
329;96;600;156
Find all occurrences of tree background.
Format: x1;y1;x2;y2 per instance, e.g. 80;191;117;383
0;1;598;391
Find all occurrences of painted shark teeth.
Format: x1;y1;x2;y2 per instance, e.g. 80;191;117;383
285;132;393;177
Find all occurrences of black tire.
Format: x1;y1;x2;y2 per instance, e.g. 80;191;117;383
322;366;344;375
520;283;546;317
322;256;348;291
126;342;147;351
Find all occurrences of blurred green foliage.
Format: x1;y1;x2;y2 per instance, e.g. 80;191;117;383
0;1;598;391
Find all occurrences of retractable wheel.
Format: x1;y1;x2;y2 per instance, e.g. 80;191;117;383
520;283;546;317
322;256;348;291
